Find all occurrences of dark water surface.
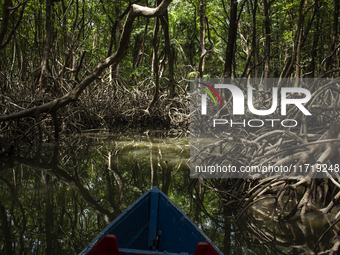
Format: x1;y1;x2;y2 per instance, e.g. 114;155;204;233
0;131;339;254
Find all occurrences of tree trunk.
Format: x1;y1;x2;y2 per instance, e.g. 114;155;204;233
0;0;25;50
223;0;238;78
0;203;12;254
263;0;271;90
161;10;175;98
309;15;320;78
320;0;338;75
242;0;257;83
138;19;150;67
0;0;173;122
198;0;207;78
149;0;162;109
39;0;53;89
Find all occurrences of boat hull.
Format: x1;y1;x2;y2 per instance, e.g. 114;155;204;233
80;187;222;255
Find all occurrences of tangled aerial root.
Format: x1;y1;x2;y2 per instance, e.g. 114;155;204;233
189;78;340;253
0;78;190;144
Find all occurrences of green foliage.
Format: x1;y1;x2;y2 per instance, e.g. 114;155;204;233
0;0;338;96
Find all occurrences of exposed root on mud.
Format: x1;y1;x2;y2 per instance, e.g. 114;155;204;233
190;78;340;253
0;78;189;145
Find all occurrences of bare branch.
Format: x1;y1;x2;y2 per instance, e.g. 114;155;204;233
0;0;172;122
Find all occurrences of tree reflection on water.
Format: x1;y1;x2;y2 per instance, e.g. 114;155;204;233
0;132;339;254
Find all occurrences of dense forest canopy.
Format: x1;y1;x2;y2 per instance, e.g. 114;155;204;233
0;0;339;99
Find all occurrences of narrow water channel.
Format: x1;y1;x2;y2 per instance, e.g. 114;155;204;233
0;131;339;254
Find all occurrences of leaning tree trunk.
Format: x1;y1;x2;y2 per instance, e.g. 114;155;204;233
0;0;173;123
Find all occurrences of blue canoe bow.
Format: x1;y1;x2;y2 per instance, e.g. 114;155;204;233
80;187;223;255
